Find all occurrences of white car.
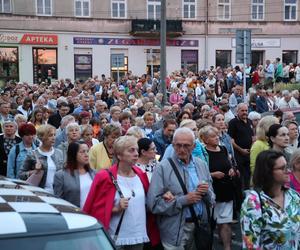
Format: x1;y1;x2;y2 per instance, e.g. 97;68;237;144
0;176;116;250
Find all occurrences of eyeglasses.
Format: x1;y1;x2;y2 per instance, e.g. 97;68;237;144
173;143;194;149
273;165;291;172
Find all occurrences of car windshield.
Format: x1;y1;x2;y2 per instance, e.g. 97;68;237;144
0;228;115;250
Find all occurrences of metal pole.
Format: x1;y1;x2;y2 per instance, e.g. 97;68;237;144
117;56;120;83
204;0;209;70
160;0;167;105
150;48;154;78
243;30;247;103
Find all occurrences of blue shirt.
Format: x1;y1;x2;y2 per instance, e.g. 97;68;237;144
175;156;203;218
163;139;209;164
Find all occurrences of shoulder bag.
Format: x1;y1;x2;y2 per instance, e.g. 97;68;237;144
168;158;212;250
106;169;126;242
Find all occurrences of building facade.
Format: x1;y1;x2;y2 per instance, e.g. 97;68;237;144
0;0;299;85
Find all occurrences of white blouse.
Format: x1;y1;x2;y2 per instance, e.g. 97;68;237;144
108;174;149;246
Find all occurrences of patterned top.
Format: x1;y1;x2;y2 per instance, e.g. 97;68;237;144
240;189;300;250
3;137;18;156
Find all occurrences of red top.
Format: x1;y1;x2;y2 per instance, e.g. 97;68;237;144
83;164;160;246
289;173;300;194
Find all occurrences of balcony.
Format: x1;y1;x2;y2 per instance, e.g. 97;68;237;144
130;19;183;38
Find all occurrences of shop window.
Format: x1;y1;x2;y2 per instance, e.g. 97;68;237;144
146;49;160;76
216;50;231;68
74;54;92;81
282;50;298;64
0;47;19;87
252;51;264;67
111;53;128;82
33;48;57;84
181;50;198;73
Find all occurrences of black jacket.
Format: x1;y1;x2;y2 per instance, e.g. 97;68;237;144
0;134;22;176
48;112;62;129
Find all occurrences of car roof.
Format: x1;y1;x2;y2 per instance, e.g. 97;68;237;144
0;176;100;237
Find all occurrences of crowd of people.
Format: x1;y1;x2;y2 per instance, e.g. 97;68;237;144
0;59;300;250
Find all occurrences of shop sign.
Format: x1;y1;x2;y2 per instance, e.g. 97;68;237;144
0;33;23;43
20;34;58;45
0;33;58;45
232;38;280;48
73;37;198;47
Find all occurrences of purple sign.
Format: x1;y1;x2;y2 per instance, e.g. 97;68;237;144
181;50;198;63
73;37;198;47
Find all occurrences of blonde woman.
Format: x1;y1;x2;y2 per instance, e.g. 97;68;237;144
250;116;279;174
19;124;63;193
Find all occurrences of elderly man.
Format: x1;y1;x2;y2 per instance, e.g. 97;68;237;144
228;103;254;190
148;127;215;250
277;90;298;109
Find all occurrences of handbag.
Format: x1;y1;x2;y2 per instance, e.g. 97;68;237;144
26;169;44;186
106;169;125;242
168;158;213;250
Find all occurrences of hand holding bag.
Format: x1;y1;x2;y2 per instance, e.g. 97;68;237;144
168;158;213;250
26;151;44;187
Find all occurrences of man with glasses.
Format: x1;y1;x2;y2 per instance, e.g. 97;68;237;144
148;127;215;250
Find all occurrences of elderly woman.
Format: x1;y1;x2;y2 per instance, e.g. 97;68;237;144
248;111;261;139
83;135;159;249
89;124;121;170
57;122;81;163
81;124;100;149
283;120;299;156
241;150;300;249
200;125;237;250
53;142;96;208
7;123;38;179
19;124;64;193
250;116;279;174
0;119;22;176
267;124;290;161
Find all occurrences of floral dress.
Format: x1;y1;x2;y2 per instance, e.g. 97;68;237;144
240;189;300;250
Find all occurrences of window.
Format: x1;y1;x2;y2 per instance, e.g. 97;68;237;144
33;48;57;84
216;50;231;68
251;0;264;20
111;53;128;82
75;0;90;17
183;0;196;19
146;49;160;75
282;50;298;64
284;0;297;21
217;0;231;20
111;0;126;18
74;54;92;81
36;0;52;15
0;0;11;13
181;50;198;72
147;0;161;20
252;51;264;67
0;47;19;86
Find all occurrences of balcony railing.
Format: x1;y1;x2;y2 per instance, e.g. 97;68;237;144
131;19;183;37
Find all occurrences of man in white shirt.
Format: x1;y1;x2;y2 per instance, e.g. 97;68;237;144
204;73;216;89
277;90;297;109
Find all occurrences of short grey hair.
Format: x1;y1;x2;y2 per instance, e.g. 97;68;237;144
282;90;290;97
248;111;261;121
65;122;80;135
173;127;195;143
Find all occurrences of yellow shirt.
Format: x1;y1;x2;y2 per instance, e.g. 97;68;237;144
250;140;270;174
89;142;112;171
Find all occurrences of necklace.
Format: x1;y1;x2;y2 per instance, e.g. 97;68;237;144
121;175;136;198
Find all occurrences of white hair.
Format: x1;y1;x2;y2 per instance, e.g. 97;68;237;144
173;127;195;143
248;111;261;121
